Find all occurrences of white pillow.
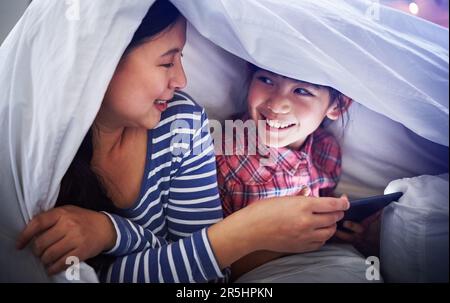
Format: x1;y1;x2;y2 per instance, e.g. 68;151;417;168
381;174;449;282
328;103;449;198
182;23;449;198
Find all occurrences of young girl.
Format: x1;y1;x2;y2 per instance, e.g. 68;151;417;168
217;64;352;212
216;64;356;279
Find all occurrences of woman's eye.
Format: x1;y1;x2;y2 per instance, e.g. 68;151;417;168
161;63;174;68
294;88;313;96
257;76;273;85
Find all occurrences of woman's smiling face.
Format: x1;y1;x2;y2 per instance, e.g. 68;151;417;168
98;17;187;130
247;69;341;149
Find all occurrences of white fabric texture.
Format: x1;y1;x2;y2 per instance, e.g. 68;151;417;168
172;0;449;147
235;243;382;283
0;0;155;282
0;0;448;282
381;174;449;282
329;103;449;198
181;24;448;199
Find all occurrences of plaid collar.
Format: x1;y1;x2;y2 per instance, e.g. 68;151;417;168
255;133;314;176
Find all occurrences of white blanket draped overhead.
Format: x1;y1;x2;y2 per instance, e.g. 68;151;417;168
0;0;155;282
172;0;449;147
0;0;448;282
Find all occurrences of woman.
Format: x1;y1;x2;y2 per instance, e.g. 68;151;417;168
16;0;349;282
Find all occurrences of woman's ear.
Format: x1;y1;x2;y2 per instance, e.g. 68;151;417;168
326;95;353;121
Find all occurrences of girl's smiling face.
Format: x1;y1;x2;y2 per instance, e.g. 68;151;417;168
97;17;187;131
247;69;343;149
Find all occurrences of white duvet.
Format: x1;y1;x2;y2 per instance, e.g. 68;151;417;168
0;0;448;282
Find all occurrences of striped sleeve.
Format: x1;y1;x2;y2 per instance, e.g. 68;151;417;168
99;221;223;283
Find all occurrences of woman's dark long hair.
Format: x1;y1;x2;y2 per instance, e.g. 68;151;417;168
56;0;181;269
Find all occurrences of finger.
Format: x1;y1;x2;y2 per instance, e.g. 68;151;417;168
309;241;329;252
340;193;349;200
46;249;78;276
311;197;350;214
343;221;365;234
311;212;344;229
41;237;75;266
362;210;383;226
334;229;355;242
32;226;66;257
16;210;60;249
299;186;311;197
314;224;337;242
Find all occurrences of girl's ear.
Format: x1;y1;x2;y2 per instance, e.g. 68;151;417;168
326;95;353;121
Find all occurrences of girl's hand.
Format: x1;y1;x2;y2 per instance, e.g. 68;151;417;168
334;210;382;257
16;205;116;275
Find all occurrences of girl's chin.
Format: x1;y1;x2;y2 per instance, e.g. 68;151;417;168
260;136;288;148
260;134;304;149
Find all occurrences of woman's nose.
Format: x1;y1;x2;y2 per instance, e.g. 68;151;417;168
169;62;187;90
266;96;291;114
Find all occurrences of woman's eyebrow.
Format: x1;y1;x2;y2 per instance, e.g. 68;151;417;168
160;48;181;57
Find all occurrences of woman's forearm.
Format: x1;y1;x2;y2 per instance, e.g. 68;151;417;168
207;195;349;270
207;205;261;269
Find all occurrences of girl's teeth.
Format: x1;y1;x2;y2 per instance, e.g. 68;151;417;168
155;99;167;104
266;119;294;129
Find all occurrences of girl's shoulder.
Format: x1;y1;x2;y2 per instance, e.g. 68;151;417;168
310;128;341;174
312;127;340;149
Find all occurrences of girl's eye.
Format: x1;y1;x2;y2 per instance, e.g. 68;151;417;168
294;88;313;96
257;76;273;85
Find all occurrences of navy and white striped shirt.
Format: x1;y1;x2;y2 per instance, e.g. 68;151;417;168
99;92;226;283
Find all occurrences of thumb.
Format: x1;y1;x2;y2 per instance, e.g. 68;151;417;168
340;194;349;203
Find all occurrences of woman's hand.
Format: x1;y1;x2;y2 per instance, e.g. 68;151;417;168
208;195;349;269
334;210;382;257
248;195;349;253
16;205;116;275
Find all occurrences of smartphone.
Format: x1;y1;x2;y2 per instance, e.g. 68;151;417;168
337;192;403;231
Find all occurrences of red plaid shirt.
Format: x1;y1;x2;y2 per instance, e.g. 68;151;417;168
216;124;341;217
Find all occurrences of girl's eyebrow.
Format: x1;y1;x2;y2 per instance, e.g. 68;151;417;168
295;80;321;90
260;69;321;90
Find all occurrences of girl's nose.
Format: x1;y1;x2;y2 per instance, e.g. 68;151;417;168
266;96;291;114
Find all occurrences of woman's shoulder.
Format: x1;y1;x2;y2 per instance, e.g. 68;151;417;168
164;91;205;116
153;91;206;134
150;92;210;156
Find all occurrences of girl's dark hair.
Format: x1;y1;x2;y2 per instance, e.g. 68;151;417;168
246;63;349;129
56;0;181;270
